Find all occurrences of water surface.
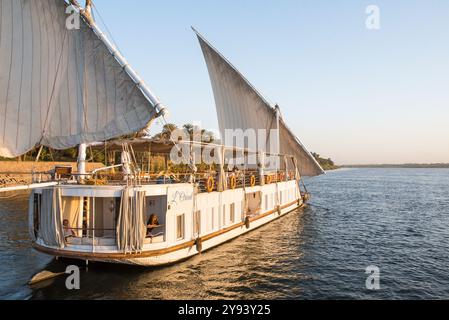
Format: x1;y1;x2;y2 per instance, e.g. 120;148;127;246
0;169;448;299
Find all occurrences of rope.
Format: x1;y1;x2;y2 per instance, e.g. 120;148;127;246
91;2;120;51
39;29;69;145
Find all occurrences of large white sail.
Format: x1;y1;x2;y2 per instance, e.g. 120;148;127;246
195;30;324;177
0;0;162;158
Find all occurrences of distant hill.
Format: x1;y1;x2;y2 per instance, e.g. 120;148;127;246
312;153;339;171
342;164;449;169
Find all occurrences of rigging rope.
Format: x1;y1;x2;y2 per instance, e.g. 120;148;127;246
39;29;69;145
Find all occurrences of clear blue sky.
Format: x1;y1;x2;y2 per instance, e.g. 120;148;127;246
92;0;449;165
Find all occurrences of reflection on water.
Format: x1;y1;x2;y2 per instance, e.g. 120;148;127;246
1;169;449;299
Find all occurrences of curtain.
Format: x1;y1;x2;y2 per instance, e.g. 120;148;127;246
39;188;65;248
116;188;146;253
28;193;36;241
61;197;82;237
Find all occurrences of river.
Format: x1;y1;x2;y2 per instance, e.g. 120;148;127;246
0;168;448;300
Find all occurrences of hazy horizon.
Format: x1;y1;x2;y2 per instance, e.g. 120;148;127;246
93;0;449;165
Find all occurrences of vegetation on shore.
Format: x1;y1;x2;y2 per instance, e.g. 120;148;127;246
0;123;215;164
312;153;339;171
1;123;342;173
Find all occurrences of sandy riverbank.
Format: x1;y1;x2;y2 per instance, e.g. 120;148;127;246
0;161;103;187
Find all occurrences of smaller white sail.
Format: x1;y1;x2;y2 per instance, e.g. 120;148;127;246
195;29;324;177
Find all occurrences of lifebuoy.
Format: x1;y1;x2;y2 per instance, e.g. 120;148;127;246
196;238;203;253
245;216;251;229
230;175;237;190
206;177;215;193
280;172;285;181
266;175;272;184
250;175;256;187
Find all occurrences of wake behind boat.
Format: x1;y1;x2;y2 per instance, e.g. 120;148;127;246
0;0;323;266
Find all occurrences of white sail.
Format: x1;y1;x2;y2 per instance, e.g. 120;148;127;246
0;0;162;158
195;30;324;177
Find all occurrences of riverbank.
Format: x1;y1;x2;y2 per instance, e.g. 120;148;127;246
0;162;103;187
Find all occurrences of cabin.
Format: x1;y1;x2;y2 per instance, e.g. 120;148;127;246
29;138;305;265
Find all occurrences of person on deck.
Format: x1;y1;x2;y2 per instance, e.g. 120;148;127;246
146;214;164;238
63;219;76;240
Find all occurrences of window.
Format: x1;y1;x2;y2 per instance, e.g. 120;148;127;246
223;205;226;226
280;192;283;204
265;195;269;210
211;208;215;231
33;194;42;237
230;203;235;223
176;214;185;240
193;211;201;235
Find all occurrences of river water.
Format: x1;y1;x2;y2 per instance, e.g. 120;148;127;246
0;168;448;300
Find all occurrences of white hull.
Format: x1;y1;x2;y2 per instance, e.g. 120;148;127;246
89;200;300;266
32;180;304;267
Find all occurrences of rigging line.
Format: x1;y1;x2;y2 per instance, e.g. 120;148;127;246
91;2;120;54
39;28;69;145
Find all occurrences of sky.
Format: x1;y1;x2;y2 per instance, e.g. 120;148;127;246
91;0;449;165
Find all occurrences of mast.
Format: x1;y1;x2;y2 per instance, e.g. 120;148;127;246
77;143;87;180
275;104;281;173
74;0;90;180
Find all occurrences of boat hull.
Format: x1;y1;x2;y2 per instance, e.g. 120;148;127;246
33;199;303;267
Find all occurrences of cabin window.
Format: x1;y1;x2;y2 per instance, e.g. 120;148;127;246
280;192;283;204
265;195;269;211
230;203;235;223
223;204;226;226
176;214;185;240
33;194;41;237
211;208;215;231
194;210;201;235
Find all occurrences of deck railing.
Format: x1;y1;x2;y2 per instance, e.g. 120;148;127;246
25;167;298;193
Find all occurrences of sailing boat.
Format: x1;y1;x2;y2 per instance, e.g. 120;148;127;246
0;0;323;266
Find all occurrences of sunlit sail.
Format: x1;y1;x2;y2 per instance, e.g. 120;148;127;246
194;29;324;177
